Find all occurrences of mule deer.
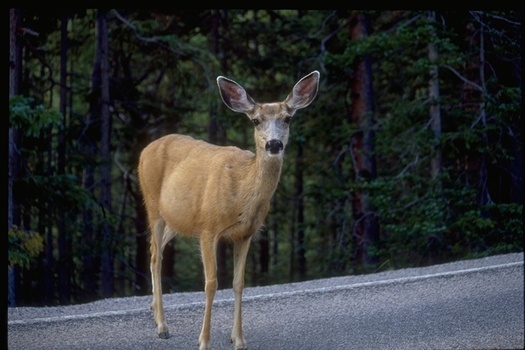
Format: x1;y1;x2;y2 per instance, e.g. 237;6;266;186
138;71;319;349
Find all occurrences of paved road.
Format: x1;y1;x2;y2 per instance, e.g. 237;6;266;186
8;253;524;349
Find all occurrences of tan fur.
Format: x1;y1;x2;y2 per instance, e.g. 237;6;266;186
138;71;319;349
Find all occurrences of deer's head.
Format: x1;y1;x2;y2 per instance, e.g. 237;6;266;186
217;71;319;158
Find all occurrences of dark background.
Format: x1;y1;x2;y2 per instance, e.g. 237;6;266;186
8;10;522;306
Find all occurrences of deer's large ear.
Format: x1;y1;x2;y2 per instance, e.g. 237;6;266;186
217;76;256;113
285;71;320;111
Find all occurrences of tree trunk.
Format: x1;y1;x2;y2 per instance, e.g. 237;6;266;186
98;10;114;298
259;227;269;275
271;195;279;270
461;13;492;208
45;126;55;303
348;12;379;266
57;13;71;304
258;226;269;285
289;203;296;282
428;11;442;181
295;143;306;281
9;8;22;307
134;193;150;295
81;155;97;301
82;10;103;301
477;19;492;208
211;9;230;290
162;241;175;292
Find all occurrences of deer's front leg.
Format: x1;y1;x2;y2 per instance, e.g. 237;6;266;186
150;220;169;339
199;235;219;350
231;236;252;350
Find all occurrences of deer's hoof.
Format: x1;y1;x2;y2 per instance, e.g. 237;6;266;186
231;335;247;349
158;331;170;339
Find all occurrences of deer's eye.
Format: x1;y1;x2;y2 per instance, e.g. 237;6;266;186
284;116;292;125
252;119;260;126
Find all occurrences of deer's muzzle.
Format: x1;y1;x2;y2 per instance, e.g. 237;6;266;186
265;140;284;154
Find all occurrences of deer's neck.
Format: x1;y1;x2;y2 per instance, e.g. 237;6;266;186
249;152;283;202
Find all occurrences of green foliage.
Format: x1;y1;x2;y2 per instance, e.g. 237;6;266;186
322;10;522;270
355;176;446;266
21;173;97;211
8;226;44;269
9;95;62;137
451;200;523;256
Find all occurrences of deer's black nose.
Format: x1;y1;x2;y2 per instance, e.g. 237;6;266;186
265;140;283;154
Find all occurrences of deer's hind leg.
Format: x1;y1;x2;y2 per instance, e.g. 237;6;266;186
198;233;219;350
150;219;176;339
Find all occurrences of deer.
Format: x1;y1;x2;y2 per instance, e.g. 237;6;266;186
138;70;319;350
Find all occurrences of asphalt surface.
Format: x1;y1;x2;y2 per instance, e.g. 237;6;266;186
8;253;524;349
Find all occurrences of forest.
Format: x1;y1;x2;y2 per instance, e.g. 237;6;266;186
8;9;522;307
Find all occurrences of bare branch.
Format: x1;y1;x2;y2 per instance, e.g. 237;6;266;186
338;197;351;248
487;13;521;26
396;153;420;178
352;211;375;240
331;146;349;168
470;10;521;27
348;135;359;182
112;9;184;55
111;9;214;87
316;11;346;74
443;65;484;92
113;148;136;183
396;13;423;31
470;105;488;130
313;10;340;38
